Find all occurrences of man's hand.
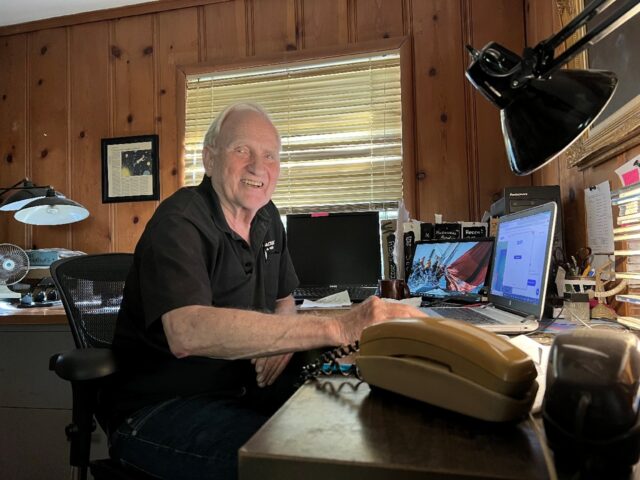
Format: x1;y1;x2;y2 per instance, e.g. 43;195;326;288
336;296;427;345
252;352;293;387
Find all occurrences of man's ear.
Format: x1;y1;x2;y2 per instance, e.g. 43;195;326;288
202;146;214;176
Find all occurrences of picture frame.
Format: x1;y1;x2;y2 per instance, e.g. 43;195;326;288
560;0;640;170
101;134;160;203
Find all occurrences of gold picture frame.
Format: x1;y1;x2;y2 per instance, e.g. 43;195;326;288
558;0;640;170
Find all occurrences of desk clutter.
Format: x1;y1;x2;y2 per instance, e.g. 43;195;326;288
380;216;489;282
0;244;84;307
301;317;640;478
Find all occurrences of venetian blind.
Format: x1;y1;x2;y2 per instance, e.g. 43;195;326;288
184;52;403;214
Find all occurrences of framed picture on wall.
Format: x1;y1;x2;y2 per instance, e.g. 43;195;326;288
101;134;160;203
563;0;640;169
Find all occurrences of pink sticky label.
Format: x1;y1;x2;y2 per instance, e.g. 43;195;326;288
622;169;640;186
310;212;329;217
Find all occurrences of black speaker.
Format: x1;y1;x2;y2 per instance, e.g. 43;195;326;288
543;330;640;478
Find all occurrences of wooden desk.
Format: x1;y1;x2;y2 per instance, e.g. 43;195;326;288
239;376;550;480
0;301;66;325
0;301;110;478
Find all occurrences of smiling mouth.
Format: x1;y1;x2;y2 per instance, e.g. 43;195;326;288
241;179;264;188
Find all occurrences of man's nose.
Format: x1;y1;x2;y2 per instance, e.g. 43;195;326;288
247;152;266;174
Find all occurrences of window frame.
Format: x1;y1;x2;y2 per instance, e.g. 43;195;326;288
176;36;416;216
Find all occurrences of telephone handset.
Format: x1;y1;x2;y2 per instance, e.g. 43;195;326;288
356;317;538;422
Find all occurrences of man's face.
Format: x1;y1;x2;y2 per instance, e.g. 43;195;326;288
203;110;281;217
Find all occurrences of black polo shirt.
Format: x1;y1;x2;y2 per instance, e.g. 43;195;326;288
103;177;298;430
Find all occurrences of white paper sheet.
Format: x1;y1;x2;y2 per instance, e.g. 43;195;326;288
298;291;352;309
380;296;422;308
509;335;551;413
585;181;614;254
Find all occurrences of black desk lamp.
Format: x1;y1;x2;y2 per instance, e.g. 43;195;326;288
465;0;640;175
0;178;89;225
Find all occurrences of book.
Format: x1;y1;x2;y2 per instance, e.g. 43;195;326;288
461;222;488;239
433;222;461;240
403;221;422;278
420;222;434;241
380;219;397;279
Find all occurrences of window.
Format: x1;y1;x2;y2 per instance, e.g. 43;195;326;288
183;49;406;215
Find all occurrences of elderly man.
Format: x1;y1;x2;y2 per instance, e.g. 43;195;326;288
103;102;425;479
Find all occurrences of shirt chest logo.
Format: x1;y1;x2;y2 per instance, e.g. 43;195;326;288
263;239;276;260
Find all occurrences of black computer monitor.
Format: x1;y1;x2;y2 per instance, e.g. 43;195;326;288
286;211;381;287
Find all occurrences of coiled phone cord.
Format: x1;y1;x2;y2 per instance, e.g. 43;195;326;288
299;341;361;384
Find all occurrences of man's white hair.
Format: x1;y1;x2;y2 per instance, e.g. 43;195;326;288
202;102;280;150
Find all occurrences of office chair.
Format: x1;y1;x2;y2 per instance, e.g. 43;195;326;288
49;253;152;480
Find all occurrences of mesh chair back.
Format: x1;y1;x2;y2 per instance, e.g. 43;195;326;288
50;253;133;349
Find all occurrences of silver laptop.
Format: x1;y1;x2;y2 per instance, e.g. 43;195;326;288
421;202;557;333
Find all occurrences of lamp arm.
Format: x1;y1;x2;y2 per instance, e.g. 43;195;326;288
0;179;52;197
536;0;640;77
537;0;608;53
0;178;29;197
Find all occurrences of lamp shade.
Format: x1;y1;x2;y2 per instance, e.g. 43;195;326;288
501;69;618;175
14;190;89;225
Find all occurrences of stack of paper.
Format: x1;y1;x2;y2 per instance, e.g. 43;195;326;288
298;291;352;309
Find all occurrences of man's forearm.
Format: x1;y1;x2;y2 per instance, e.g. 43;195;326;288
162;304;340;360
162;296;425;361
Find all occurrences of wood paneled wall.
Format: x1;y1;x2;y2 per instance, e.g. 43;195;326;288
0;0;529;253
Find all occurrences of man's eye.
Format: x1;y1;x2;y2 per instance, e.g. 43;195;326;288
235;146;249;155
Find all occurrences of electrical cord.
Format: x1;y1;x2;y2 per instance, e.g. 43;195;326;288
525;306;564;337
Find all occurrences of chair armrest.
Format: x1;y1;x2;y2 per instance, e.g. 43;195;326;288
49;348;117;382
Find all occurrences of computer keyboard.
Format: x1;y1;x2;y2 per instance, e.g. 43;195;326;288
427;307;501;325
294;286;377;303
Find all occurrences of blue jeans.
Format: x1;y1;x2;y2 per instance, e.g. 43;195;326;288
109;392;272;480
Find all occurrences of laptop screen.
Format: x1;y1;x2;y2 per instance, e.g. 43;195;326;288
286;212;381;287
488;202;557;319
407;239;494;298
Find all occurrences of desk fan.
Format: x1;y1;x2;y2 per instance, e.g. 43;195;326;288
0;243;30;299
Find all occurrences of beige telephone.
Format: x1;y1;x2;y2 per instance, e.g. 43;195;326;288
356;317;538;422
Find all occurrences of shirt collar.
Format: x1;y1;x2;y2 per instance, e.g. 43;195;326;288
196;176;272;246
196;176;231;234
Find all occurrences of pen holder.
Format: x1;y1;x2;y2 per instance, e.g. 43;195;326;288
562;276;596;295
564;292;591;324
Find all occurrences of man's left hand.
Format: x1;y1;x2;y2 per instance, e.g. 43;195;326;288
252;353;293;387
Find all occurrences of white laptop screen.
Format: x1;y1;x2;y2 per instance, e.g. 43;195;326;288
488;202;557;318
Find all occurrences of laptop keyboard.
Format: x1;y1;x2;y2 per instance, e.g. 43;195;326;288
427;307;501;325
293;286;377;303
